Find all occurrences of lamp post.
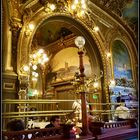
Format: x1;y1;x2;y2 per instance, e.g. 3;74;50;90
75;36;89;136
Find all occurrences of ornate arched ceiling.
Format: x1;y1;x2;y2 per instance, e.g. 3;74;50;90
2;0;138;103
27;14;104;76
3;0;138;45
33;21;73;46
2;0;137;84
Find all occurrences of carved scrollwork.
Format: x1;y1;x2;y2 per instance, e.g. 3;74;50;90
18;89;26;98
9;18;22;31
18;74;29;89
22;8;33;23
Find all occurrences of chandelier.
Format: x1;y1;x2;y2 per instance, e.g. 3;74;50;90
41;0;98;31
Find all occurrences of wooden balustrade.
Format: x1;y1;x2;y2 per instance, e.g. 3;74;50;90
2;119;138;140
2;127;63;140
89;119;138;140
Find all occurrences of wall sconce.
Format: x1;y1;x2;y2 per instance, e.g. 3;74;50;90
29;23;35;31
25;23;35;36
93;26;99;32
109;79;116;87
49;4;56;11
106;52;111;59
93;81;99;92
20;65;30;75
23;65;29;72
109;79;116;92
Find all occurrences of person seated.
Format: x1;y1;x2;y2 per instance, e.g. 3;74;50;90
114;99;130;121
7;119;25;131
44;116;62;136
5;119;32;139
45;116;61;128
3;119;25;140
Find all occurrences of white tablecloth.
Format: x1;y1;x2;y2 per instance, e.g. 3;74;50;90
27;120;50;129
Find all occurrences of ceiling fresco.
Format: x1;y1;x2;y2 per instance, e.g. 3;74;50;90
33;22;72;46
122;0;138;23
32;0;138;48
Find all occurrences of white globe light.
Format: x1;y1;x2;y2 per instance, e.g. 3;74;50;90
75;36;85;48
32;65;37;70
23;65;29;72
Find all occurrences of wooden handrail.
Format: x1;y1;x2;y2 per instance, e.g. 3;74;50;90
2;127;63;140
2;120;137;140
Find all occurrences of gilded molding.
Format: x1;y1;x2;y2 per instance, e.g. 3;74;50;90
18;75;29;89
106;27;138;88
3;83;15;90
17;12;109;103
16;0;138;103
9;18;22;72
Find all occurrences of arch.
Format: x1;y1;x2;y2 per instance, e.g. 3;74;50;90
18;14;105;72
17;13;108;102
110;37;137;88
107;28;138;88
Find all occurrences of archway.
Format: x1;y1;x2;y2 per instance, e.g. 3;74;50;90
17;14;109;126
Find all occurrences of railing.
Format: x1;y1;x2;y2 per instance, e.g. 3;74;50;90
2;99;138;130
88;102;138;121
2;120;138;140
89;119;138;139
2;127;63;140
2;99;76;130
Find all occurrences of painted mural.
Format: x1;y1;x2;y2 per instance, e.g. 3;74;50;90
122;0;138;24
112;40;132;80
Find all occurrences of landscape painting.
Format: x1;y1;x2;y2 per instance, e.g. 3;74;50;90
112;40;132;80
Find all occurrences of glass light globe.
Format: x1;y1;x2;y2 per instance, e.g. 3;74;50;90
38;49;44;54
75;36;85;48
93;81;99;88
29;23;34;31
110;80;116;87
23;65;29;72
32;65;37;70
